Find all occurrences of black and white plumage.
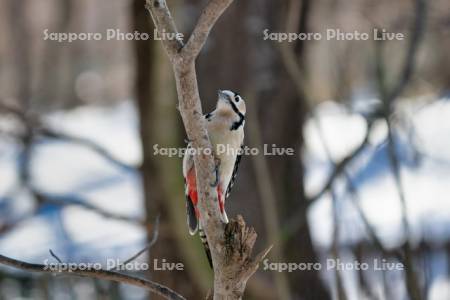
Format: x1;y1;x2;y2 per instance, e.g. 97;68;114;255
225;144;243;199
182;90;246;266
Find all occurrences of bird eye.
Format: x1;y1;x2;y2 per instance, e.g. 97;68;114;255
234;96;240;102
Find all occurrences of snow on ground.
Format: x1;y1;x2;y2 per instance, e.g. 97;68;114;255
305;97;450;300
0;101;145;262
429;277;450;300
306;96;450;249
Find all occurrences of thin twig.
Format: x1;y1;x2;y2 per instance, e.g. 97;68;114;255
313;113;405;262
39;128;136;172
385;0;427;104
375;1;427;299
120;215;160;267
281;124;372;239
49;249;62;263
32;189;144;225
0;102;136;172
307;124;372;204
345;176;404;260
330;188;347;300
0;254;185;300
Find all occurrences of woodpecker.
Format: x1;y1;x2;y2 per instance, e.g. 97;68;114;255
182;90;246;266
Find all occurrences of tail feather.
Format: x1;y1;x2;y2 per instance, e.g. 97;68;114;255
186;195;198;235
199;227;212;268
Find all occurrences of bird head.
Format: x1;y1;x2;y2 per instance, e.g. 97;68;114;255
216;90;246;117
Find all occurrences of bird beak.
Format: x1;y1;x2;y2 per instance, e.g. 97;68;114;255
218;90;227;101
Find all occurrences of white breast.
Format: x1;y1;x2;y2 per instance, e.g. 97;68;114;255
207;118;244;195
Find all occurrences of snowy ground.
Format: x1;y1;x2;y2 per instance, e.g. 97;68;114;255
304;96;450;299
305;99;450;247
306;97;450;249
0;97;449;298
0;102;145;263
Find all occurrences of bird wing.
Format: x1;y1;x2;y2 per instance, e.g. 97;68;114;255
225;144;244;199
183;143;198;235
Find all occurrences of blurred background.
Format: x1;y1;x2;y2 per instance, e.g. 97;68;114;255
0;0;449;299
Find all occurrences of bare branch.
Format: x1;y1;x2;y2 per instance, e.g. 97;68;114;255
374;1;427;299
145;0;184;59
49;249;63;263
39;128;136;172
145;0;233;62
0;102;136;172
0;254;186;300
386;0;427;104
280;119;370;240
344;176;405;264
307;123;372;204
329;189;347;300
183;0;234;60
120;215;160;267
33;189;144;225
